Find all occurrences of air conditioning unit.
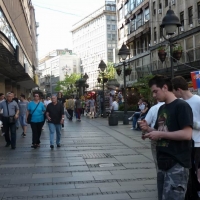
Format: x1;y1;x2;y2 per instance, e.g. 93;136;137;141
190;24;193;28
158;9;162;14
154;41;157;44
171;0;175;5
179;26;184;32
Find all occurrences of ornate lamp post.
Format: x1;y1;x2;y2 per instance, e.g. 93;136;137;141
160;7;181;78
118;43;130;125
98;60;108;118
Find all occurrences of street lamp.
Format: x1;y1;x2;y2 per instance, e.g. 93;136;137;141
118;43;130;125
98;60;108;118
160;7;181;78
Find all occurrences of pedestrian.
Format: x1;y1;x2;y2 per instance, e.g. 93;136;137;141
27;93;46;149
81;98;85;116
46;95;64;149
44;97;51;107
57;92;65;129
0;93;5;136
89;97;95;118
111;97;119;112
143;101;164;171
64;96;75;121
139;75;193;200
75;97;82;121
10;92;19;129
172;76;200;200
0;92;19;149
18;94;29;138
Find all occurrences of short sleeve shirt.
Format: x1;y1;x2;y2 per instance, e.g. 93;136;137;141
154;99;193;168
18;101;28;116
27;101;46;123
0;101;19;117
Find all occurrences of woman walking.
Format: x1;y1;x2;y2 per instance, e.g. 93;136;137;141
27;93;46;149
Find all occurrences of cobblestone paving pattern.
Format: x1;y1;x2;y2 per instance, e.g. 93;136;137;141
0;117;157;200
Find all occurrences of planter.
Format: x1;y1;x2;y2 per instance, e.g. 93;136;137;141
116;69;122;76
125;69;132;76
172;51;182;61
103;77;108;83
158;50;167;63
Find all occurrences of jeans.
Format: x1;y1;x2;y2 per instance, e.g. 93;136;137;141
48;123;61;145
2;117;16;147
30;122;43;145
132;112;140;128
67;109;73;120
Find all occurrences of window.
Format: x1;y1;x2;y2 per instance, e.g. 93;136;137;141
153;2;156;15
154;27;157;42
106;6;110;10
107;24;110;30
198;3;200;19
160;27;163;38
125;3;128;15
144;8;149;21
108;34;111;39
112;34;116;40
180;12;184;26
111;6;116;11
136;13;142;28
188;7;193;24
130;19;135;32
165;0;168;7
130;0;135;11
112;25;116;30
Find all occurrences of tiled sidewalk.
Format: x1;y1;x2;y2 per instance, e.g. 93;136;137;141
0;117;157;200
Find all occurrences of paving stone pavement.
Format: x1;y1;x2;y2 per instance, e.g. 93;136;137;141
0;116;158;200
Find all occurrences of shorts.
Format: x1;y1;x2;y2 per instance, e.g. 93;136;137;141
19;115;27;126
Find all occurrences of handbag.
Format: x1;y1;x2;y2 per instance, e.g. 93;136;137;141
6;102;16;124
27;102;40;124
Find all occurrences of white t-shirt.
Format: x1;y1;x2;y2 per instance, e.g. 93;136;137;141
112;101;119;111
184;95;200;147
44;100;51;107
145;102;164;128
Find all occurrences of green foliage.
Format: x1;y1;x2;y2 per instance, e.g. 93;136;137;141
157;46;166;51
132;74;154;104
172;45;183;52
55;73;81;95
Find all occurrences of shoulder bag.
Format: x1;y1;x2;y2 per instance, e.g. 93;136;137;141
27;102;40;124
6;101;15;124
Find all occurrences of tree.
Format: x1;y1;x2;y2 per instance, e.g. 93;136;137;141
55;73;81;95
132;74;154;104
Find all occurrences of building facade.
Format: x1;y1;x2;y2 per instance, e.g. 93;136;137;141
115;0;200;87
38;49;81;96
71;0;117;91
150;0;200;80
0;0;38;97
115;0;150;87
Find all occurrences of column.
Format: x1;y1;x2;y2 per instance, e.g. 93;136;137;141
0;75;5;94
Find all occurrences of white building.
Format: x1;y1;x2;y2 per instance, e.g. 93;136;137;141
38;49;81;96
71;0;117;91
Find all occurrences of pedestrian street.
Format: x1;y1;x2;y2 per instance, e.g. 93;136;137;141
0;117;157;200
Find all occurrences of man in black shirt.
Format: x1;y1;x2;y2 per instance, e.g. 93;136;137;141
139;75;193;200
46;95;64;149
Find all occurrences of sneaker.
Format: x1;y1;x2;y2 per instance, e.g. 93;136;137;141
62;127;64;130
50;145;54;149
128;117;133;121
130;127;133;130
1;132;5;136
57;144;61;147
23;134;26;138
21;132;26;137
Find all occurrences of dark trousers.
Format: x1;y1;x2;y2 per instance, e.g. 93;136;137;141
2;117;16;147
67;109;73;120
76;108;82;119
30;122;43;145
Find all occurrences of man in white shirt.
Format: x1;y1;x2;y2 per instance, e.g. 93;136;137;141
172;76;200;200
111;98;119;111
44;97;51;107
144;101;164;170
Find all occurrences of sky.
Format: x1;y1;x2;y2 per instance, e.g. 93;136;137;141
32;0;105;58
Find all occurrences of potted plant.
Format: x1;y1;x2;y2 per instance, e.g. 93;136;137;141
116;68;122;76
125;67;132;76
172;45;182;61
158;46;167;63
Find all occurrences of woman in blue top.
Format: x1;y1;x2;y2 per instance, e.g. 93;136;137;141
27;93;46;149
